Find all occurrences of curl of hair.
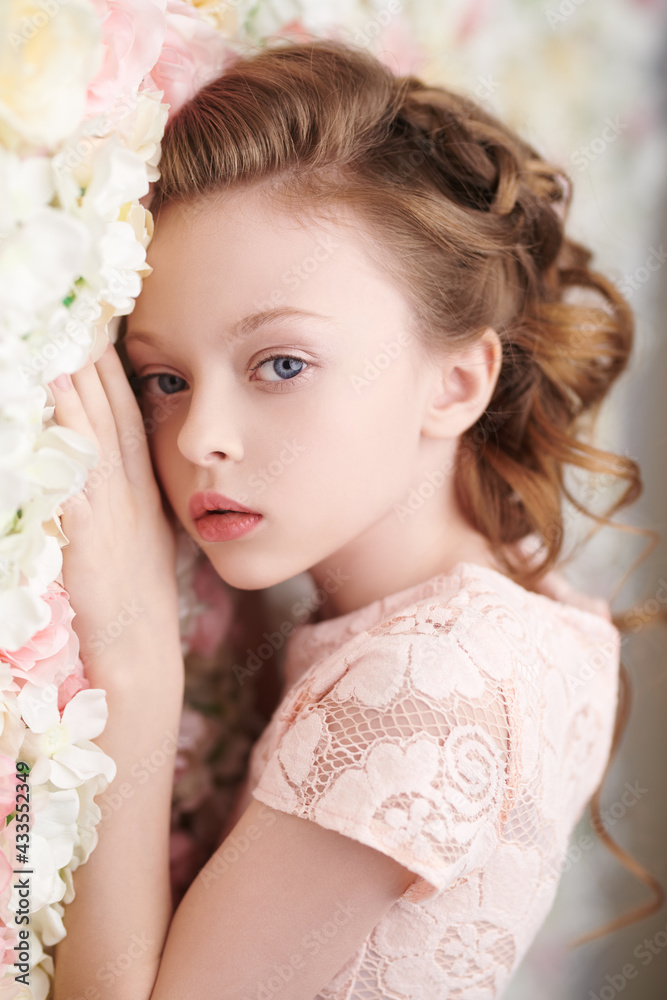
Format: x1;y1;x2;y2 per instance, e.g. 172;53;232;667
130;37;666;946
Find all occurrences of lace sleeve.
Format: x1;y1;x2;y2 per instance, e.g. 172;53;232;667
250;614;513;905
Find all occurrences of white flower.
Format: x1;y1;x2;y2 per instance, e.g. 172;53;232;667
95;220;148;312
16;685;116;790
112;90;170;183
14;295;100;389
0;207;92;341
51;132;154;321
68;770;109;871
4;418;98;529
0;664;25;758
123;197;155;256
0;149;55;235
0;417;98;650
82;135;150;222
0;0;103;154
18;772;111;952
22;785;80;911
0;377;45;430
29;425;99;504
30;898;67;950
0;578;55;655
0;514;63;597
0;424;32;519
51;90;168;207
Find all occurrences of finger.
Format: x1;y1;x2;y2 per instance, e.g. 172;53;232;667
93;341;160;491
69;351;123;464
47;377;99;529
48;372;101;463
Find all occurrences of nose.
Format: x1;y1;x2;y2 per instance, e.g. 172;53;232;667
176;381;244;465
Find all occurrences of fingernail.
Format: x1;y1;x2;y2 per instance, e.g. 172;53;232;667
53;372;72;390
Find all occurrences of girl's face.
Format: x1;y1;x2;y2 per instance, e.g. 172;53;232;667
123;187;481;599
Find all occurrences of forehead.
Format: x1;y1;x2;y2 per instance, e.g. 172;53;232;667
146;186;360;258
126;188;412;337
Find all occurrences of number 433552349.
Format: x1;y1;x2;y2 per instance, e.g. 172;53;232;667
14;761;30;866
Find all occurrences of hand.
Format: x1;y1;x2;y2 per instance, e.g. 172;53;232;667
48;342;183;679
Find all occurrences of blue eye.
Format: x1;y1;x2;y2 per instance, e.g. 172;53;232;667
251;354;308;382
130;373;187;397
129;353;309;398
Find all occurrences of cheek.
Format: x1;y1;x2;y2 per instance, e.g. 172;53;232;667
336;374;419;463
141;412;179;484
286;386;415;502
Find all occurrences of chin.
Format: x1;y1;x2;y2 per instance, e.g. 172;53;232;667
201;551;289;593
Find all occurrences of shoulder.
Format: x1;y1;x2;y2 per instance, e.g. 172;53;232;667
324;581;526;707
283;565;543;705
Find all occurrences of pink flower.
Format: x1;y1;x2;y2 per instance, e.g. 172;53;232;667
0;756;17;825
141;0;233;117
186;557;233;657
85;0;168;122
0;582;79;688
57;657;91;713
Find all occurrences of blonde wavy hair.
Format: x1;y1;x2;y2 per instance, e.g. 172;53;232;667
119;37;666;947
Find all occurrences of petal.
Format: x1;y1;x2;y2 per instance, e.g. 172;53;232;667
16;681;60;732
0;587;51;652
61;688;109;742
32;788;79;869
51;743;115;788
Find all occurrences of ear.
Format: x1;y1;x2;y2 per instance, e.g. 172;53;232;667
421;327;502;440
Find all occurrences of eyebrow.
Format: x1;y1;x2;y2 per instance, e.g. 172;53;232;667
124;306;334;346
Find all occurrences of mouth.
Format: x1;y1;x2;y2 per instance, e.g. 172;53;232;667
188;491;261;522
192;507;264;543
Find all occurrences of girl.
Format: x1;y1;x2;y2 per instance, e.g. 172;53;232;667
47;38;656;1000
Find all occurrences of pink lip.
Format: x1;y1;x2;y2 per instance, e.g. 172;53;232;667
189;491;263;544
188;490;260;522
193;510;263;543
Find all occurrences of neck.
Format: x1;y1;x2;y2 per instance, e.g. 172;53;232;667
306;523;504;622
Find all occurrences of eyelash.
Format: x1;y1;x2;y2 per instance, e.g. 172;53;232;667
251;353;308;380
130;353;309;398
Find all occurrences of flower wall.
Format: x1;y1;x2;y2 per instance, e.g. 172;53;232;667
1;2;663;998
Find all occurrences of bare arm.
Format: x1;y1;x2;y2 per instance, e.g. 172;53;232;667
52;638;185;1000
153;798;416;1000
52;660;416;1000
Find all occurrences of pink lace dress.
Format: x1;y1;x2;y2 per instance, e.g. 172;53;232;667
244;560;620;999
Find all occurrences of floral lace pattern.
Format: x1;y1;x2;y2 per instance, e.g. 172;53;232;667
247;561;621;999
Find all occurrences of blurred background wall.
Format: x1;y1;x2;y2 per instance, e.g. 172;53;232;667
242;1;667;996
